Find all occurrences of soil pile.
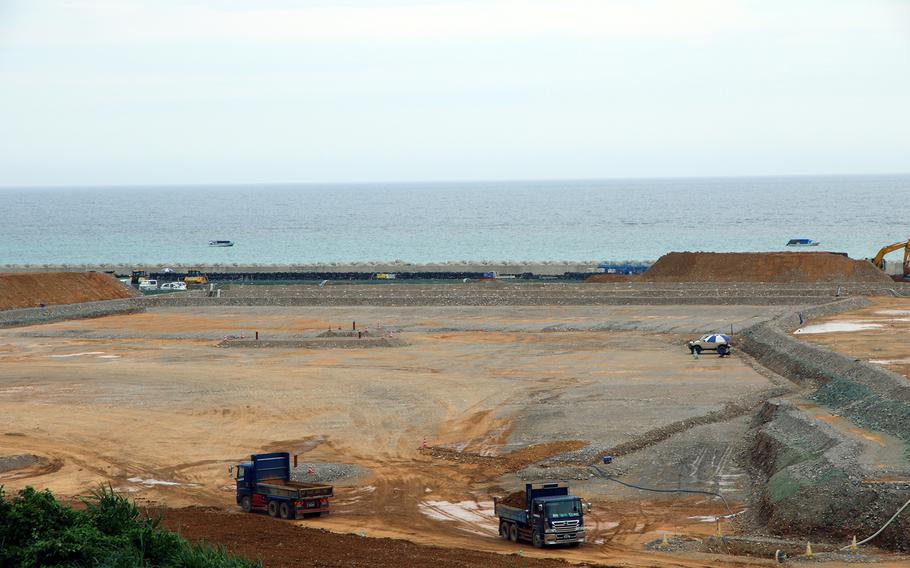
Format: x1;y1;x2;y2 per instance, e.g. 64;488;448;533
161;507;587;568
498;490;526;508
635;252;892;283
0;272;134;310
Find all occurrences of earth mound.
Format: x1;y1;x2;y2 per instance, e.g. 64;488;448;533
634;252;892;283
0;272;134;311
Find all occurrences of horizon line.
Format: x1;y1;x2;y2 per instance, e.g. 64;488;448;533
1;171;909;190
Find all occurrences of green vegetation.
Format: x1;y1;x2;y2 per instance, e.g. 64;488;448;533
767;469;806;502
0;485;261;568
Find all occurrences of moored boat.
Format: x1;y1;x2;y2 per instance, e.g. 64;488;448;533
786;238;820;247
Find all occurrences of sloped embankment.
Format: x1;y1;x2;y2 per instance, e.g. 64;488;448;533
740;298;910;446
0;272;134;311
749;401;910;550
740;298;910;550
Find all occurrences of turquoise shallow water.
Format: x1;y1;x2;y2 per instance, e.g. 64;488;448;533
0;175;907;265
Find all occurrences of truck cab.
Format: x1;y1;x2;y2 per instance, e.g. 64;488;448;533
495;482;588;547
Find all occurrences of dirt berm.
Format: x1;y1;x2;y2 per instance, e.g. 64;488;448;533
588;252;892;283
0;272;134;310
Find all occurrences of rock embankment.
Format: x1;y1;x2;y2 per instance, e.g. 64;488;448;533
739;297;910;551
144;281;896;308
0;298;143;328
748;401;910;550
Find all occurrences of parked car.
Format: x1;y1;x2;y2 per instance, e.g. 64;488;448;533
687;334;731;356
160;281;187;291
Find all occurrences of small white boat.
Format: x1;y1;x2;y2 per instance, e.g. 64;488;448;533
786;238;820;247
209;240;234;247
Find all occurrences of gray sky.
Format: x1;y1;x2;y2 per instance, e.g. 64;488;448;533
1;0;908;186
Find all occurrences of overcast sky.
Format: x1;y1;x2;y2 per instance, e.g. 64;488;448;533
1;0;908;186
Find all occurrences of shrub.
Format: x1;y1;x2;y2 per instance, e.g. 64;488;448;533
0;485;260;568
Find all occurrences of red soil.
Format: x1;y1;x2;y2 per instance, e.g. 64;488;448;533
160;507;593;568
0;272;135;311
587;252;891;284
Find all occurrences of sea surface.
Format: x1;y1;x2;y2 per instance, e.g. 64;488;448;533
1;175;907;266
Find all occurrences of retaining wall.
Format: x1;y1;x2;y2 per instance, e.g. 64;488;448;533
141;293;832;308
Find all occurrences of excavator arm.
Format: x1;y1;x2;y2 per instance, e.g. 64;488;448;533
871;240;910;277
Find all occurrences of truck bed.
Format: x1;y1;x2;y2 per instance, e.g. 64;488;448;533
494;503;528;525
257;479;334;499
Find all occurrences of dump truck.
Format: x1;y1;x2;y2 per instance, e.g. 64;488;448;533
231;452;333;520
494;482;589;547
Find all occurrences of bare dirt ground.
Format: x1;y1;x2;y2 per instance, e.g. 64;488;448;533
1;304;901;566
160;507;590;568
794;297;910;380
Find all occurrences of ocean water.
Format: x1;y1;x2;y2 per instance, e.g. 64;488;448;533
0;175;907;266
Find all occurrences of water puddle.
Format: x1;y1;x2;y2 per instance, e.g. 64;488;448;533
48;351;105;358
794;322;882;334
127;476;198;487
870;358;910;366
418;500;498;535
688;509;746;522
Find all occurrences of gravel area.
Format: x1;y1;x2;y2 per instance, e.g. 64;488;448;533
291;462;371;485
0;453;38;473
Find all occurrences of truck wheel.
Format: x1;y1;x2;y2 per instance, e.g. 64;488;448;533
499;522;509;539
508;523;518;543
267;500;279;517
692;345;702;355
240;496;252;513
279;502;291;519
717;345;728;357
532;532;543;548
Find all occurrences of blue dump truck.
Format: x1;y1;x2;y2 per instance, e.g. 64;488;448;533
494;482;589;547
231;452;333;520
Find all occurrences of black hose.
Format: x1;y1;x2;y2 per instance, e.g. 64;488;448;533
592;466;734;515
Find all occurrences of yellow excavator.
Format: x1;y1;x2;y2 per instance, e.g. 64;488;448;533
183;269;209;287
871;240;910;279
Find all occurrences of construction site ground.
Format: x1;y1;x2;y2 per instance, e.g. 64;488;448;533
2;302;908;567
794;296;910;381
